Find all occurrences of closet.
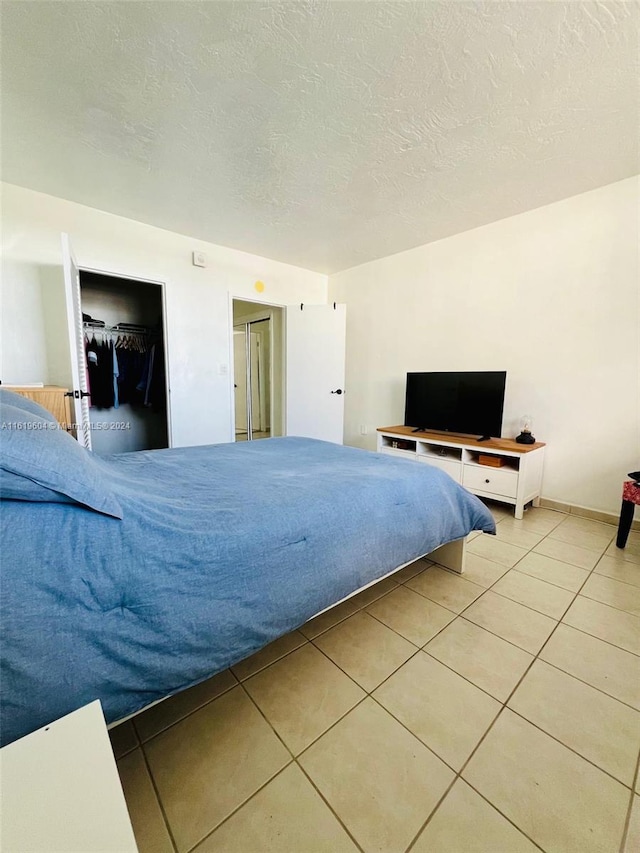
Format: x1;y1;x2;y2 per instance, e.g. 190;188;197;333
79;271;169;453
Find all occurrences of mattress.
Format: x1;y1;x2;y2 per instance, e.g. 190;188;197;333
0;436;495;744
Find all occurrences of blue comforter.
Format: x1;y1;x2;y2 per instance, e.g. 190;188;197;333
0;437;494;745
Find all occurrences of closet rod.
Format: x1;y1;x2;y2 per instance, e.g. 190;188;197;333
83;323;150;334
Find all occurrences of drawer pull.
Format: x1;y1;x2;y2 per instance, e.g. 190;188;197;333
485;479;490;484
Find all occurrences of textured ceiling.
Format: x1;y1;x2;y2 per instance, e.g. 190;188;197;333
1;1;638;273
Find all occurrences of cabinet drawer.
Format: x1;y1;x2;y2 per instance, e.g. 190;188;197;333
418;456;462;483
463;465;518;498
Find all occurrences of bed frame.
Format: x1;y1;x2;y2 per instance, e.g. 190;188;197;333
107;537;465;730
311;537;465;618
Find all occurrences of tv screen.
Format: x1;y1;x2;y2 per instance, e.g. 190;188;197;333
404;371;507;439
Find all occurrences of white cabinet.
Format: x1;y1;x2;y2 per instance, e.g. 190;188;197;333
377;426;545;520
0;701;138;852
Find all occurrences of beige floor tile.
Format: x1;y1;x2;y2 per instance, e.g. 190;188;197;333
605;542;640;566
594;554;640;588
117;749;174;853
494;522;545;550
504;507;566;534
581;573;640;617
374;652;500;770
539;624;640;710
193;764;358;852
515;551;590;592
560;515;616;535
509;660;640;786
482;500;514;522
405;565;485;613
366;584;455;646
299;580;400;640
463;591;557;654
298;577;398;640
424;618;533;702
412;779;539;853
109;720;139;759
466;535;528;568
391;558;431;584
231;631;307;681
606;538;640;565
460;552;511;587
300;596;362;639
563;595;640;655
549;522;615;552
313;611;416;693
463;709;629;853
534;537;602;570
348;575;400;609
625;796;640;853
244;643;364;755
299;698;454;853
467;529;483;541
144;686;290;852
492;570;574;618
134;669;238;742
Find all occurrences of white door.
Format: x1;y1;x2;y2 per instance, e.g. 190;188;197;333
250;332;262;431
61;234;92;449
234;327;264;437
233;330;248;435
285;303;346;443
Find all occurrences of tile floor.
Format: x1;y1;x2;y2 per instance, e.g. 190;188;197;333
111;505;640;853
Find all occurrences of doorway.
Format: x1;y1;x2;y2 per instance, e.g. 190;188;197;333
78;270;170;452
232;300;284;441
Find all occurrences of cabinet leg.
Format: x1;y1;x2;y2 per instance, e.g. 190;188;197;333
515;504;524;520
532;496;541;508
616;500;635;549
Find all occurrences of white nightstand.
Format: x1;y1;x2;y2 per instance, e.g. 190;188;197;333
0;700;138;852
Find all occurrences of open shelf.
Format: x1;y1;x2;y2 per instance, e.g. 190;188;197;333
421;443;463;463
377;426;546;519
465;450;520;472
378;434;417;456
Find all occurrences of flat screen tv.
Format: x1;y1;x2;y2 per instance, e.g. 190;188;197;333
404;371;507;440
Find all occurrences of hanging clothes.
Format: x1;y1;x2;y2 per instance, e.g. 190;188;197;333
118;344;145;406
112;345;119;409
83;322;165;413
85;335;115;409
148;340;166;412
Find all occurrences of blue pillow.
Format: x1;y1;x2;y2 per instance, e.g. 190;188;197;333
0;403;122;519
0;388;58;423
0;467;77;505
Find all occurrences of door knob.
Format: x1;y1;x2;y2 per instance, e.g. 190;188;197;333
330;389;344;395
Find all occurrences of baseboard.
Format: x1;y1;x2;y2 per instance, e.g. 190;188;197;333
539;498;640;532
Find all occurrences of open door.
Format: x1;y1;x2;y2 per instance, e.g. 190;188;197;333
285;303;346;444
61;234;92;449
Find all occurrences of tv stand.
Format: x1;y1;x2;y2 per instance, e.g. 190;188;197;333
377;426;546;520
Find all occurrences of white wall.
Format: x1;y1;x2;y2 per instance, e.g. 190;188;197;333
328;177;639;516
1;183;327;447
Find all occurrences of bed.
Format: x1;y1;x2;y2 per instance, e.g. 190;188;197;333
0;389;495;746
